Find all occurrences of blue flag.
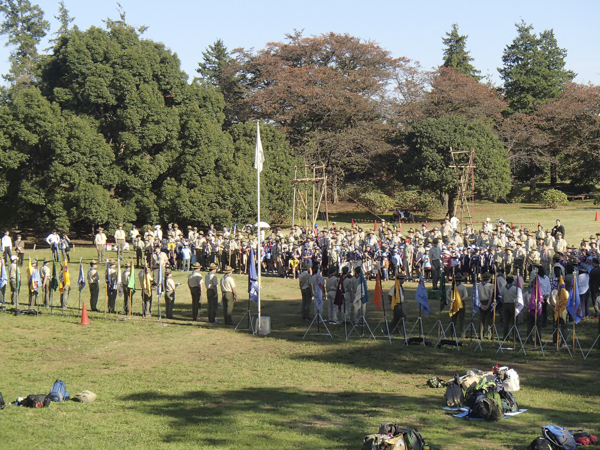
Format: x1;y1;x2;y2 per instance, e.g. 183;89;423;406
157;264;164;297
359;271;369;304
248;247;258;303
78;262;86;292
416;275;429;315
567;274;583;324
472;278;481;317
0;260;6;290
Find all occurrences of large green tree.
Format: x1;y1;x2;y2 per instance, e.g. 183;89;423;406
442;24;480;80
499;21;576;114
398;115;511;216
197;38;232;87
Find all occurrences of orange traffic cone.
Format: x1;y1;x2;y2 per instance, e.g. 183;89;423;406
595;211;598;222
374;220;378;231
80;301;90;326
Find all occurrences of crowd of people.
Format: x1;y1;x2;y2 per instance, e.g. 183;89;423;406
1;217;599;343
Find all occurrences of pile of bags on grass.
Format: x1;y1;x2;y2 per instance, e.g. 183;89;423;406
0;380;96;409
362;422;429;450
528;425;597;449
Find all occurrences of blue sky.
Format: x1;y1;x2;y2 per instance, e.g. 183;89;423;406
1;0;598;85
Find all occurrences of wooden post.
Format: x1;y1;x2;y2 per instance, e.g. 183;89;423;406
292;166;297;228
312;166;316;228
323;166;330;228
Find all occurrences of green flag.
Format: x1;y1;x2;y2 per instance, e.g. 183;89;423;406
440;272;448;312
50;260;59;291
127;265;135;294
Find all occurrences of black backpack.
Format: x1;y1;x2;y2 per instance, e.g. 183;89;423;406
474;397;504;421
444;374;465;407
376;423;426;450
499;390;519;413
0;392;5;409
528;436;554;450
23;394;51;408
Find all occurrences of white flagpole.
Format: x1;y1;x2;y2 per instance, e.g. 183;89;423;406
255;121;263;334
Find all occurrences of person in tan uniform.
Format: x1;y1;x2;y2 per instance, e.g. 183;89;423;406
164;269;177;319
95;228;107;263
220;265;237;325
114;224;126;261
205;263;219;323
188;262;203;321
87;260;100;311
478;272;495;338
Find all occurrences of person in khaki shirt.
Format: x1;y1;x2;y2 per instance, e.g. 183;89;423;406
188;262;203;321
298;263;313;321
114;224;126;261
40;260;51;307
95;228;107;263
164;269;177;319
87;260;100;311
220;265;237;325
478;272;495;338
205;263;219;323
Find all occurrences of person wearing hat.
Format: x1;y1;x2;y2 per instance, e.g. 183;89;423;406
447;273;468;336
220;266;237;324
134;235;144;269
299;263;313;321
122;262;133;315
139;264;154;317
164;268;178;319
205;263;219;323
87;260;100;312
114;224;126;261
40;259;51;307
388;274;406;334
188;262;203;321
94;227;107;264
326;266;340;324
130;225;139;246
430;238;442;290
7;254;18;306
478;272;495;338
1;230;12;265
14;234;24;267
107;261;118;313
181;241;192;272
27;260;39;307
500;274;519;341
555;232;567;254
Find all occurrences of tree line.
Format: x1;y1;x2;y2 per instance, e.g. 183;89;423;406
0;1;596;234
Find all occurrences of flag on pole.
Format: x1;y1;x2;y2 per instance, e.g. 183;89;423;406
358;271;368;304
157;263;164;298
248;247;259;303
555;276;569;321
416;275;429;315
440;273;448;311
127;263;136;295
373;271;382;311
529;276;543;317
449;278;463;317
50;260;59;291
117;259;123;297
391;277;402;308
254;122;264;173
28;258;39;293
472;278;480;317
314;271;324;311
59;264;70;294
515;274;524;316
0;259;7;290
143;267;152;296
78;260;86;292
567;274;583;324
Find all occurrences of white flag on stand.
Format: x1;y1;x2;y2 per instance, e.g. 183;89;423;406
254;122;264;173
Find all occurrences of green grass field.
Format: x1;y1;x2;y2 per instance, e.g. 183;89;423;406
2;201;600;449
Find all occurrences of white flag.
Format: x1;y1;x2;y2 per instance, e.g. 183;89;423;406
254;121;264;173
515;274;524;315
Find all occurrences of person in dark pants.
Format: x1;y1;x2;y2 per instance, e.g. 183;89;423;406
122;263;132;315
501;275;516;341
164;269;177;319
590;259;600;337
430;239;441;290
87;260;99;311
388;274;406;334
220;265;237;325
205;263;219;323
298;263;313;321
188;262;203;321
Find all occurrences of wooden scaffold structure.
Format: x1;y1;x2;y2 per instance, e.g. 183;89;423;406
292;165;330;230
449;148;476;225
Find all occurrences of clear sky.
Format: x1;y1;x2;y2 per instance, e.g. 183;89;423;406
1;0;598;86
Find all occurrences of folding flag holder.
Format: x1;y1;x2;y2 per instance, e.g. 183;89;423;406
585;333;600;359
435;322;461;350
406;316;426;346
347;311;376;341
566;329;585;358
484;324;503;348
303;312;332;340
425;320;447;342
389;317;408;343
520;326;544;356
496;325;526;355
374;315;392;344
542;328;572;357
235;306;255;334
460;322;483;352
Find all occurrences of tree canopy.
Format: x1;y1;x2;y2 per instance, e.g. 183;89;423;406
442;24;480;80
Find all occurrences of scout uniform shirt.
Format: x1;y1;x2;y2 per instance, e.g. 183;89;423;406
95;232;107;247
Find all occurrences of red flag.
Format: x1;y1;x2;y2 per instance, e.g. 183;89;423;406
374;220;378;231
373;271;382;311
351;218;355;227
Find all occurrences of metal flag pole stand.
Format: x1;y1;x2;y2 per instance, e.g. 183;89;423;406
435;322;461;350
461;294;482;351
374;291;392;344
303;311;332;339
389;317;408;345
542;327;572;357
520;325;544;356
485;320;502;349
566;328;585;358
406;310;426;346
425;320;447;341
347;305;376;341
496;324;527;355
104;260;108;322
235;298;255;333
585;331;600;359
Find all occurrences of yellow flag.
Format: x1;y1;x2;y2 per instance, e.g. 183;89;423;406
554;276;569;321
28;258;35;292
391;278;402;308
449;280;463;317
143;269;153;295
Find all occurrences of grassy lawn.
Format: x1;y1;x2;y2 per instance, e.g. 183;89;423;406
1;243;599;449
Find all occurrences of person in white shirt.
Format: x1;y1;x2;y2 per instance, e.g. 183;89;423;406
114;224;126;260
46;230;60;261
2;230;12;264
450;216;460;231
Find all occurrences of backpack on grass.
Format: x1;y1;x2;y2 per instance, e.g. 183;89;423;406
528;436;554;450
474;397;504;421
23;394;51;408
541;425;577;450
571;430;597;446
49;380;69;402
499;390;519;413
377;423;426;450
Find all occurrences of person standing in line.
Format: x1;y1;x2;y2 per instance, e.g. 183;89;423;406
95;228;107;263
326;266;339;324
87;260;100;311
46;230;60;261
478;272;495;338
8;255;19;306
59;233;71;263
388;274;406;334
299;263;313;321
139;264;153;317
122;262;132;315
40;260;51;307
14;234;24;267
114;224;126;261
430;238;442;290
107;261;117;313
188;262;203;321
164;269;177;319
130;225;139;246
205;263;219;323
220;265;237;325
1;230;11;265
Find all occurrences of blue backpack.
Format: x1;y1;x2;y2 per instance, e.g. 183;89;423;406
49;380;70;402
542;425;577;450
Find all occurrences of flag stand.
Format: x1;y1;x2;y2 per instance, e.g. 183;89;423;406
566;328;585;358
435;322;461;350
347;308;376;341
520;326;544;356
406;315;426;346
303;312;332;339
484;322;502;349
585;332;600;359
542;327;572;357
496;325;526;354
425;320;447;341
390;317;408;344
235;299;255;333
373;272;391;344
461;322;482;351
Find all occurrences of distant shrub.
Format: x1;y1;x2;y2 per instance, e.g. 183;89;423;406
538;189;569;208
357;191;395;213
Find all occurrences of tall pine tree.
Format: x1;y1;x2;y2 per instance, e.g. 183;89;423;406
197;39;232;87
442;24;480;80
47;1;75;47
499;21;576;114
0;0;49;85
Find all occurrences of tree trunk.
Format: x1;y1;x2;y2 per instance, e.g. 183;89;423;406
332;177;339;204
530;178;537;190
550;162;557;186
447;196;456;219
441;193;449;212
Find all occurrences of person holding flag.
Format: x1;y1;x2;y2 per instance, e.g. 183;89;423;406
28;258;40;308
164;268;178;319
59;263;70;310
553;274;570;345
415;274;429;315
0;258;7;306
388;273;406;334
448;273;467;336
477;272;494;339
220;265;237;325
526;269;544;344
139;264;153;317
500;275;518;340
122;262;133;315
107;261;117;314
